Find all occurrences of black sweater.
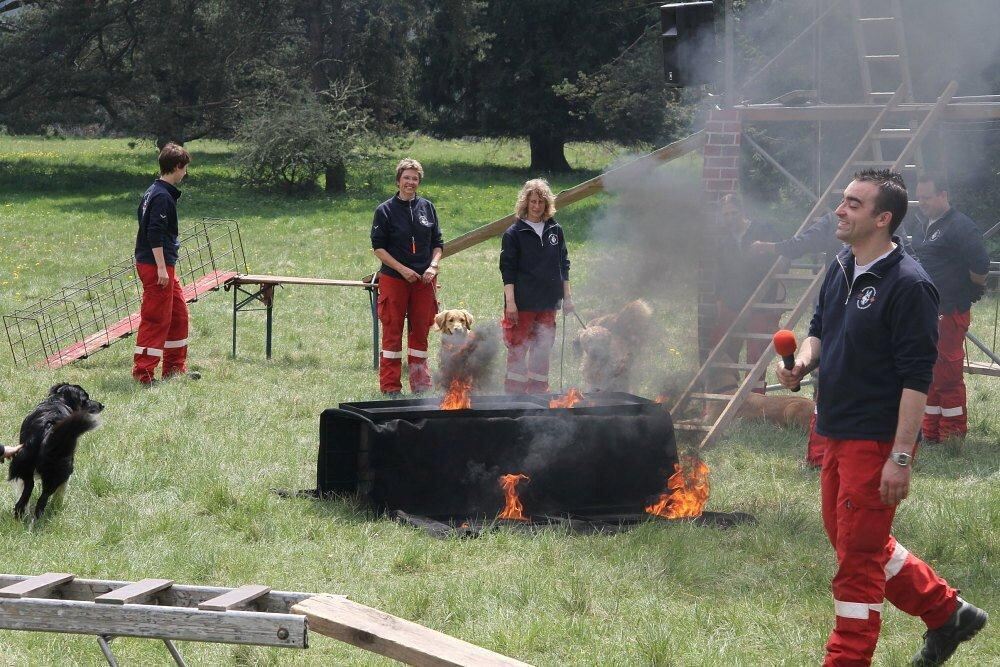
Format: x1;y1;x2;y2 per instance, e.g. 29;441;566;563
135;179;182;266
909;208;990;313
808;241;939;440
371;194;444;280
500;218;570;311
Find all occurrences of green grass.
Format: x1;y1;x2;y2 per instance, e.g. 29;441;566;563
0;136;997;666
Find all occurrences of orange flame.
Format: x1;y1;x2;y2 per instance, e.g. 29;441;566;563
498;473;530;521
645;457;710;519
654;394;670;405
440;378;472;410
549;387;585;408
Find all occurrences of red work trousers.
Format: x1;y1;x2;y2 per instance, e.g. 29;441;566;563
806;409;827;467
377;273;436;394
502;310;556;394
922;310;970;441
132;263;189;383
713;305;780;394
820;438;957;666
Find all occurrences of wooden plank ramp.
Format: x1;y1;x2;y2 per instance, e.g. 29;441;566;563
292;594;533;667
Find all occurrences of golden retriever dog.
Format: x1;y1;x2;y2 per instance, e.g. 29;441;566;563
703;353;814;430
433;309;499;391
433;309;474;336
573;299;653;392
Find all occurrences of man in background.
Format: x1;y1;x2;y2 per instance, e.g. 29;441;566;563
910;172;990;442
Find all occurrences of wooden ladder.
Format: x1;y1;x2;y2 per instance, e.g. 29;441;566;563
848;0;923;180
671;80;959;449
0;573;530;666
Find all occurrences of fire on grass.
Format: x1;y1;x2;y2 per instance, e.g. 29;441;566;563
498;473;530;521
645;456;710;519
440;378;473;410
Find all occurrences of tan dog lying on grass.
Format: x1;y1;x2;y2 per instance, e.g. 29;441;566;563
704;353;814;430
573;299;654;392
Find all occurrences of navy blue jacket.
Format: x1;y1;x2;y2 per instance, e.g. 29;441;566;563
371;194;444;280
808;241;939;441
500;218;570;312
909;208;990;313
135;179;181;266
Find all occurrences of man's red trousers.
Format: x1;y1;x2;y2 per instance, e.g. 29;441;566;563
820;438;957;665
502;310;556;394
377;273;436;394
132;263;190;383
922;310;970;441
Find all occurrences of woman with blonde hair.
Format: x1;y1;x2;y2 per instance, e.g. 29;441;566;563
499;179;573;394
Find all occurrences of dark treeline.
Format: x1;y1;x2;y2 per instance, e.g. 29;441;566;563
0;0;997;214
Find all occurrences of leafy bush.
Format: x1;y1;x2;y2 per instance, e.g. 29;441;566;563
233;85;373;193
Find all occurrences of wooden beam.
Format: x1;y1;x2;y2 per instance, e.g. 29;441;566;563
442;131;707;257
0;597;307;649
739;102;1000;122
0;573;74;599
227;275;373;288
198;585;272;612
0;575;315;614
292;594;532;666
95;579;174;605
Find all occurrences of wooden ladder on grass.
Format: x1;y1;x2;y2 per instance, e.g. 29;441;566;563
0;573;530;666
670;80;958;449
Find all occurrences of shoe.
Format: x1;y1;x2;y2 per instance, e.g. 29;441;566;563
383;391;403;399
912;597;988;666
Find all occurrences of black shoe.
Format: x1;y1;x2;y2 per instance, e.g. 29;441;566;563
912;597;988;666
165;371;201;381
383;391;402;399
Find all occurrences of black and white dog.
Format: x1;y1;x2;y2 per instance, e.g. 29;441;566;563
8;383;103;520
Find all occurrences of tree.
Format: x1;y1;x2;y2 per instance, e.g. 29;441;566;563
419;0;654;171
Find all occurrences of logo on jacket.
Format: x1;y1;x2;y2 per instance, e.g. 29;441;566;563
857;286;877;309
548;233;558;246
928;230;942;242
418;213;432;227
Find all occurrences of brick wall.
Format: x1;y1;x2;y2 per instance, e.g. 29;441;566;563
698;108;742;361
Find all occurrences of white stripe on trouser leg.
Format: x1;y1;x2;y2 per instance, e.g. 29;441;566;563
834;600;883;619
408;348;428;358
885;542;909;580
940;406;963;417
924;405;942;415
382;350;403;359
506;372;528;382
164;338;188;348
135;346;163;357
528;372;548;382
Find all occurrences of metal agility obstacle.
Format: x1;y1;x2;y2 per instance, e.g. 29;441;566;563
0;573;529;666
3;219;246;369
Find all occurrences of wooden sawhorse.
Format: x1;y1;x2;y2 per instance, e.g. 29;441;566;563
224;274;380;369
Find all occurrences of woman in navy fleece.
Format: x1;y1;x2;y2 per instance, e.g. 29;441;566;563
499;179;573;394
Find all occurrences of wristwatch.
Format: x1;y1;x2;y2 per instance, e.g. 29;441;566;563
889;451;913;467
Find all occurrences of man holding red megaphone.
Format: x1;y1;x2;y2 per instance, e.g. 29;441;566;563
775;170;987;666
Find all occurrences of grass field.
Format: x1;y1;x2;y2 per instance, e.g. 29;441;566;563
0;135;997;666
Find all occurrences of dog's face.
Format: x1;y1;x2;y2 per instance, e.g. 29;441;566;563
433;309;474;335
48;383;104;414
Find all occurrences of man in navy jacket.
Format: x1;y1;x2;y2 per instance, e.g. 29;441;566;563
132;143;194;384
777;170;986;666
911;172;991;442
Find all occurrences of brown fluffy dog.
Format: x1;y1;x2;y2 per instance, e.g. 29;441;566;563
703;353;814;430
573;299;653;392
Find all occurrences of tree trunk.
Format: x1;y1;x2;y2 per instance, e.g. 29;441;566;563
326;161;346;193
529;132;571;172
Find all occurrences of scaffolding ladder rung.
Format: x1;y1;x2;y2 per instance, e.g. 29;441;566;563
731;332;774;340
752;302;791;310
709;362;756;370
864;54;900;60
774;273;818;281
858;17;895;23
690;393;734;401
